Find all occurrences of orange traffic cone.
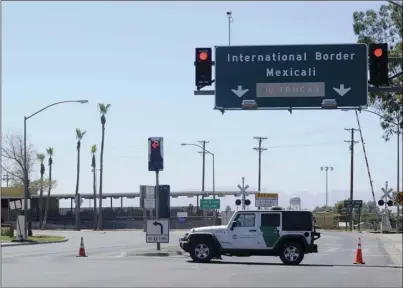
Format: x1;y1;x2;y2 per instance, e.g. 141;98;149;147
353;237;365;264
76;237;88;257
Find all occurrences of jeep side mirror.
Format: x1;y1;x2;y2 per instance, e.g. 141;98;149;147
230;221;237;230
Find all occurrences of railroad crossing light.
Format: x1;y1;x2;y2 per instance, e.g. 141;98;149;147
235;199;241;206
369;43;389;87
387;200;393;207
195;47;213;90
244;199;251;206
148;137;164;172
378;199;384;206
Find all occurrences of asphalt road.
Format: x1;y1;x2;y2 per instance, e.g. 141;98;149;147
2;230;402;287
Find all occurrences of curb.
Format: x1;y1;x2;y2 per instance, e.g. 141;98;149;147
119;250;183;257
1;237;68;247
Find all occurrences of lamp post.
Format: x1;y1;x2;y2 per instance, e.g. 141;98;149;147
181;143;216;224
320;166;334;210
23;100;88;240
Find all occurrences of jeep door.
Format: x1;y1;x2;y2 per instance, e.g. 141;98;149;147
228;212;259;249
256;212;282;249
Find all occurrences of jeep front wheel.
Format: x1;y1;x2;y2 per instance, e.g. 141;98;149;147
279;242;304;265
190;239;214;263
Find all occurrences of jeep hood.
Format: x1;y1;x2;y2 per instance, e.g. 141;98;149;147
190;225;227;233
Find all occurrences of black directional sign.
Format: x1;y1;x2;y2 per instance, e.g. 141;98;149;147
215;44;368;110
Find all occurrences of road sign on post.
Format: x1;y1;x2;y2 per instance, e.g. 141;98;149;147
146;219;169;243
214;44;368;110
255;193;279;208
395;192;403;206
343;199;363;208
200;199;220;210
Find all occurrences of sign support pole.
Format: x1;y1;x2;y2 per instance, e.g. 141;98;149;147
155;170;160;251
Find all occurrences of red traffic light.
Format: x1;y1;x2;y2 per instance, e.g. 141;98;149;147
199;51;209;61
373;48;383;58
151;141;160;149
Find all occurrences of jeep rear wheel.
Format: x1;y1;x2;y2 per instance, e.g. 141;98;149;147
190;239;214;263
279;242;304;265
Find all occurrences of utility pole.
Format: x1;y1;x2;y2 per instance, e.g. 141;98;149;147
345;128;359;232
198;140;209;215
253;137;267;210
2;173;10;187
320;166;334;210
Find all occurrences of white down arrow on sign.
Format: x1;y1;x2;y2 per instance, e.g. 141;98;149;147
231;86;249;98
333;84;351;96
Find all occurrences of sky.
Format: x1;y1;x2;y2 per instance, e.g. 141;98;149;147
2;1;402;210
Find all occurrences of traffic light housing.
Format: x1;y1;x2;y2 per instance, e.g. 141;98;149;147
369;43;389;87
148;137;164;172
195;47;213;90
156;185;170;218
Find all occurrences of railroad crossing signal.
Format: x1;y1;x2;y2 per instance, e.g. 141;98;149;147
148;137;164;172
378;181;394;207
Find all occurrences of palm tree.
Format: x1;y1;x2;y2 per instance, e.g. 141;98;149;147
36;153;46;229
74;129;86;230
42;147;54;229
98;103;111;230
91;144;97;230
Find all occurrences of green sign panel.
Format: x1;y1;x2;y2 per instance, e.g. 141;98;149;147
343;200;363;208
200;199;220;210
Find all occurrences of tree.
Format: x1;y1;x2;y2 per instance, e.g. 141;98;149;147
352;2;403;140
98;103;111;230
225;205;232;212
91;144;97;230
42;147;54;229
1;132;36;183
74;129;86;198
37;153;46;228
74;129;86;230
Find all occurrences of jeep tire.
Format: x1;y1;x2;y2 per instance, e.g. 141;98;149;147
279;242;304;265
189;238;214;263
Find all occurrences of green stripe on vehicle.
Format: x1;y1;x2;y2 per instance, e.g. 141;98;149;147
260;226;280;248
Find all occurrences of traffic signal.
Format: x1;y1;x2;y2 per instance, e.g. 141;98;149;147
148;137;164;172
156;185;170;218
369;43;389;87
195;47;213;90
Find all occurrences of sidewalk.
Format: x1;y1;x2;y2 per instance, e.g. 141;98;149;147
1;237;68;247
366;232;403;266
377;233;403;253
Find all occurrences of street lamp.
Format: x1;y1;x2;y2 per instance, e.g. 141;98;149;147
23;100;88;240
320;166;334;210
181;143;216;224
